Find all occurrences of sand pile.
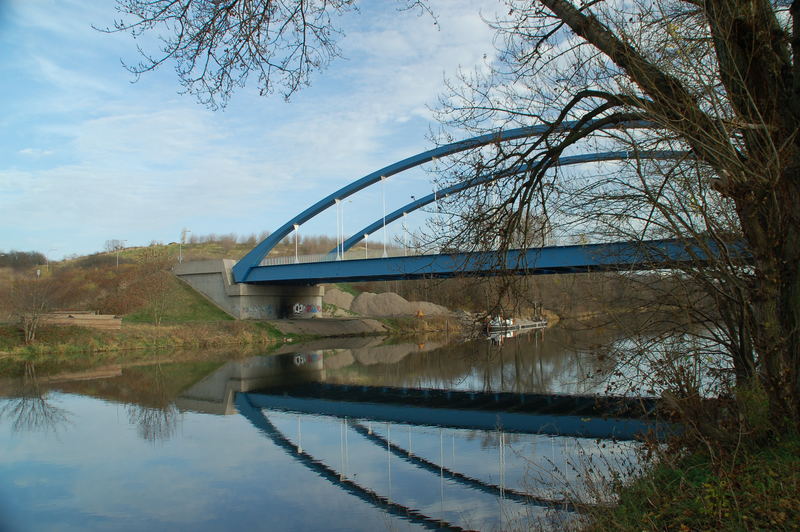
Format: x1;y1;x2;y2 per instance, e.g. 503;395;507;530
323;286;451;317
349;291;451;317
322;287;354;310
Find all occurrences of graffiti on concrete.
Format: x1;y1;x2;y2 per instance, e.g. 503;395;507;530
291;303;321;317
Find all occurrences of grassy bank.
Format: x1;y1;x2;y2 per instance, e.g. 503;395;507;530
124;276;235;323
586;433;800;530
0;320;288;361
0;274;296;362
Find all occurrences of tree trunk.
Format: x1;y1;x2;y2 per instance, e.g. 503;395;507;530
738;174;800;429
22;315;39;344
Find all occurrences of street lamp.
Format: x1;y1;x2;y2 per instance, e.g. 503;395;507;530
179;230;191;264
116;240;128;268
364;234;369;259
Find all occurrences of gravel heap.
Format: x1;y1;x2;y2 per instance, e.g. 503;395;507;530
323;287;355;310
323;287;450;317
351;291;451;317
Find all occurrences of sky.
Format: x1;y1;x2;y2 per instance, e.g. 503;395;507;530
0;0;500;259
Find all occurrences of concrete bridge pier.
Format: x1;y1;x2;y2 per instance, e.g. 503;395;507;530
173;259;323;319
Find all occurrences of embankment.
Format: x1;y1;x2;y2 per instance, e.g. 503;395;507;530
0;284;463;363
0;321;287;361
0;314;433;363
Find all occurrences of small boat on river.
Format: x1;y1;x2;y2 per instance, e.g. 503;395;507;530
486;316;547;333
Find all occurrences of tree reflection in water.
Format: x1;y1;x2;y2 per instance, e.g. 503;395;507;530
126;403;179;442
125;362;180;443
0;362;71;433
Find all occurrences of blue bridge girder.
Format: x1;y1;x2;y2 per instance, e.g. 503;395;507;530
233;118;656;283
242;238;746;285
331;150;688;255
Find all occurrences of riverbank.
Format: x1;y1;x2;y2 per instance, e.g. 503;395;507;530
586;433;800;530
0;321;289;360
0;313;458;363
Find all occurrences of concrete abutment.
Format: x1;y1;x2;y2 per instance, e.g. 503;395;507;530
173;259;323;319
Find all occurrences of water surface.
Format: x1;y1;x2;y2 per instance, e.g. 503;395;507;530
0;328;648;531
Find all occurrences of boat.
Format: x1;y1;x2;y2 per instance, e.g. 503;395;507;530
486;316;547;333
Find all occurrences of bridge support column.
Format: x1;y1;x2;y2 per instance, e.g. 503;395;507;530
173;259;324;319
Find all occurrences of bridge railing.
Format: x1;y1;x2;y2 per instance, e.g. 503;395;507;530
259;247;431;266
258;236;578;267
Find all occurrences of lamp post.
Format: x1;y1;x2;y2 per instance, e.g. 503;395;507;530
116;240;128;268
364;234;369;259
179;230;191;264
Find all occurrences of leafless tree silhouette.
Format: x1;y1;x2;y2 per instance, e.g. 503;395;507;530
0;363;71;433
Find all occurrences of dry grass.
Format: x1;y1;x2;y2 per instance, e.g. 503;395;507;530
0;320;287;363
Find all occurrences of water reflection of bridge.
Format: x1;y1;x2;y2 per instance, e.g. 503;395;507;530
235;385;657;528
176;342;665;438
237;394;578;530
172;344;668;529
242;384;660;440
236;393;476;530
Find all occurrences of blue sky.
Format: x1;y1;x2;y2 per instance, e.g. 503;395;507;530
0;0;499;259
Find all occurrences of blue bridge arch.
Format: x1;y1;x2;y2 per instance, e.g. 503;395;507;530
228;121;749;288
331;150;686;255
232;119;656;283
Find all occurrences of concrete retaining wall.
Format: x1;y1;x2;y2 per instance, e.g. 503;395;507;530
173;259;324;319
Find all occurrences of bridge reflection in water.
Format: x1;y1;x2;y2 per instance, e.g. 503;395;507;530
175;337;665;530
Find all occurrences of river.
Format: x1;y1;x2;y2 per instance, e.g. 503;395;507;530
0;326;661;531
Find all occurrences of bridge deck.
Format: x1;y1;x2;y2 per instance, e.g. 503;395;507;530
242;238;720;284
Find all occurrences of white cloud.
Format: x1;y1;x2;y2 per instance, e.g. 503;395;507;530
30;54;116;96
18;148;54;158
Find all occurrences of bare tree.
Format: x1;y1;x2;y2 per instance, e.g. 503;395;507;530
104;1;436;108
6;277;61;344
133;246;176;326
103;0;358;108
104;239;126;253
427;0;800;430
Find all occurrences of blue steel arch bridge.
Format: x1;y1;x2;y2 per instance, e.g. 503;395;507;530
232;119;735;286
175;119;747;319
